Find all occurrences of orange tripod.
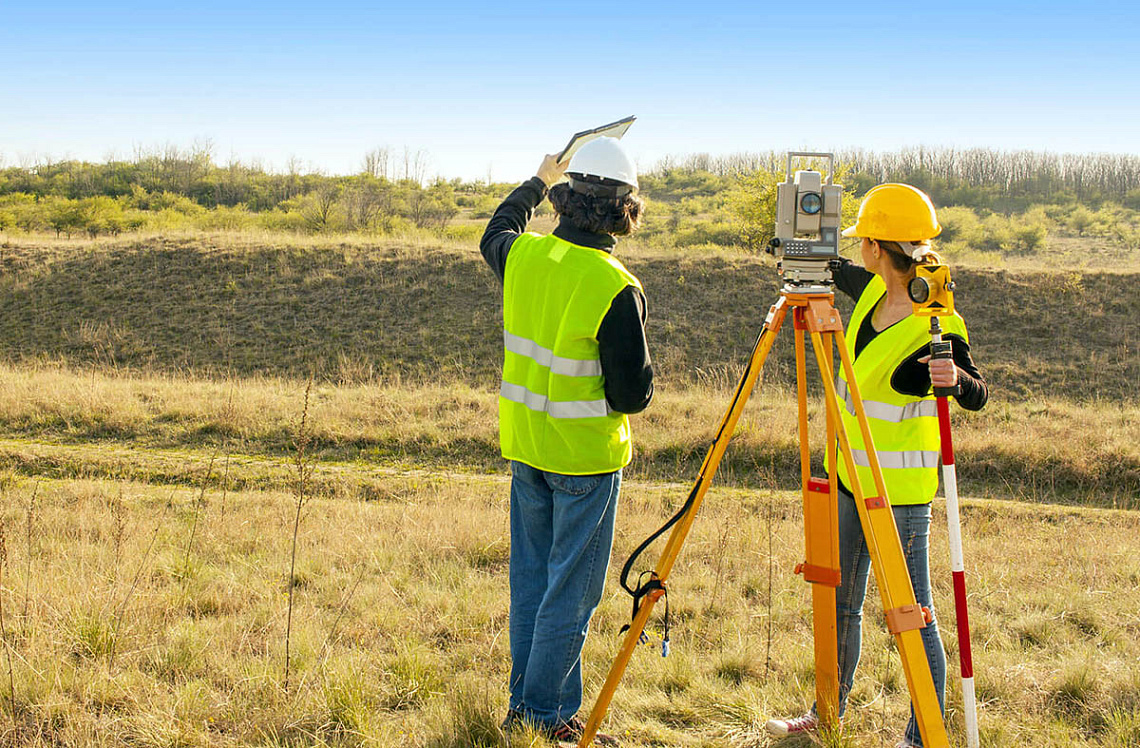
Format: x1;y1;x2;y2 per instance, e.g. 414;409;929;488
577;285;950;748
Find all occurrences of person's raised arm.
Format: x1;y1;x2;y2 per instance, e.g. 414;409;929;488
479;153;569;282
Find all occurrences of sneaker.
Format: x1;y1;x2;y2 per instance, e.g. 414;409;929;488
549;716;620;746
765;712;818;737
500;708;523;733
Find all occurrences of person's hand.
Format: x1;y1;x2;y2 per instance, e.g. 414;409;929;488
919;354;959;389
536;153;570;187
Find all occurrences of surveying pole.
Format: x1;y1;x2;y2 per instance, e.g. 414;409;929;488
909;264;980;748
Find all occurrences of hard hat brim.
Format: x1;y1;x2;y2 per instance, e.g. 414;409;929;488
841;225;860;238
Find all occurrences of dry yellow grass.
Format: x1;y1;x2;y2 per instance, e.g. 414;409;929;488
0;363;1136;506
0;362;1134;745
0;464;1134;747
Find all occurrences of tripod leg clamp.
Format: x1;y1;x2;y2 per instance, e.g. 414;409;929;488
885;604;932;634
795;562;841;588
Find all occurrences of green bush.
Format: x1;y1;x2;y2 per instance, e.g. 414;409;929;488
196;204;256;232
469;195;500;219
1013;221;1048;251
674;220;740;247
255;208;309;233
80;196;136;238
937;206;981;244
442;224;483;243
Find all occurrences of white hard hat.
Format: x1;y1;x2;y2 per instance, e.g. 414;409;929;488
566;137;638;193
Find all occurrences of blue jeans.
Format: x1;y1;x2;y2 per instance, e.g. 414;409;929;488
507;460;621;727
823;491;946;747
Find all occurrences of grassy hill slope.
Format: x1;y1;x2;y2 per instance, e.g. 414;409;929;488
1;234;1137;402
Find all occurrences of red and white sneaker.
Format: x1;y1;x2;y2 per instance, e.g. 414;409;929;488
765;712;818;736
549;716;619;746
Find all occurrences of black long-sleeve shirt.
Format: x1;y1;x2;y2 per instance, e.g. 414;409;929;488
832;258;988;410
480;177;654;414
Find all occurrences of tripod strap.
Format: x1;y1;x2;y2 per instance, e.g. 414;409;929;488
618;571;671;655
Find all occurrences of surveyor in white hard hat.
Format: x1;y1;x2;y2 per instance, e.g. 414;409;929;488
766;184;989;748
479;137;651;746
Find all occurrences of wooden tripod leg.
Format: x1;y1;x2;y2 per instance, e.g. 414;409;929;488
808;323;950;748
794;314;840;727
575;298;791;748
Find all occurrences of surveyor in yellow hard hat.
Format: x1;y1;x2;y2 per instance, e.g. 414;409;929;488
479;137;652;747
766;184;989;748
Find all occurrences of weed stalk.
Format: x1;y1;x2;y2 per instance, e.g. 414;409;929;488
284;378;314;691
182;451;218;578
108;522;161;668
0;520;15;717
21;482;38;623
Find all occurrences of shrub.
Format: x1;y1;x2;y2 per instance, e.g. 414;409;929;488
977;213;1014;251
80;196;134;238
196;204;256;232
938;206;981;244
1012;221;1048;251
469;195;500;220
442;224;483;243
674;220;740;247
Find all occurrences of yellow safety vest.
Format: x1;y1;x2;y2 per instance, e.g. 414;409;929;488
499;232;642;475
836;275;968;505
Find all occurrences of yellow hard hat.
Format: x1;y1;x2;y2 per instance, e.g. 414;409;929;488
841;183;941;242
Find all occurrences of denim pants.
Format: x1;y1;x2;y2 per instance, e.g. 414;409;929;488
507;460;621;727
823;490;947;747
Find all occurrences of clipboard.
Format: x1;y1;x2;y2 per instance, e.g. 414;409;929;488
557;115;636;162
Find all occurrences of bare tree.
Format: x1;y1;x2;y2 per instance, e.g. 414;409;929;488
362;147;390;179
283;155;302;202
408;181;457;230
401;147;429;185
305;181;341;231
343;180;390;230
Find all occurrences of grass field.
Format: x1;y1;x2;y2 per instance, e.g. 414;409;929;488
0;467;1136;747
0;233;1136;746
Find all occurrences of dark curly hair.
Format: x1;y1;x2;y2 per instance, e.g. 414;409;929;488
549;183;644;237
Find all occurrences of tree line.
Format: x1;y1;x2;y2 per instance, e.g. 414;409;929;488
1;145;1138;251
0;145;487;237
648;147;1140;212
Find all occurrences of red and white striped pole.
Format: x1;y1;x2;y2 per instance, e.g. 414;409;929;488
930;318;979;748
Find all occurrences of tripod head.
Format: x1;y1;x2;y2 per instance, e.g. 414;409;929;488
767;152;843;294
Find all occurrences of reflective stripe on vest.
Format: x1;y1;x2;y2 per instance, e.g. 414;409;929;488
499;381;610;420
835;377;938;422
851;448;941;470
504;331;603;378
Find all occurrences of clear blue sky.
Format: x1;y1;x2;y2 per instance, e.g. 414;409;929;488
1;1;1138;182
